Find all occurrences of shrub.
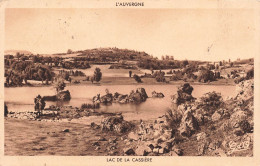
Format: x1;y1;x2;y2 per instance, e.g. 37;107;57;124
153;71;166;82
93;68;102;83
165;108;183;130
198;69;216;83
81;103;100;109
198;91;223;115
133;74;142;83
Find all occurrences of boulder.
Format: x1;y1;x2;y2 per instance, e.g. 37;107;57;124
100;93;113;104
135;145;151;156
56;90;71;101
196;132;207;141
173;83;195;105
168;151;179;156
178;111;199;137
101;115;133;133
211;112;222;122
136;88;148;99
229;110;247;128
124;147;135;155
152;91;165;98
172;146;183;156
152;148;159;153
235;79;254;101
128;132;139;141
129;88;148;103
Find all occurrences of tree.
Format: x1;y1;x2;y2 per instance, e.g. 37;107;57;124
67;49;73;54
129;70;132;78
198;69;216;83
93;67;102;83
38;68;45;84
44;70;52;85
54;79;66;94
133;74;142;83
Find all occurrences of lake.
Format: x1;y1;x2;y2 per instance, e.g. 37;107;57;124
5;84;236;121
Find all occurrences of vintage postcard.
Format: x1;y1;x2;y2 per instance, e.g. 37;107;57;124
0;0;259;165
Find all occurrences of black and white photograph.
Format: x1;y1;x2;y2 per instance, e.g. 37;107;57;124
1;1;259;165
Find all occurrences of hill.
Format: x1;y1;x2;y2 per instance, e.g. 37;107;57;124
4;50;33;55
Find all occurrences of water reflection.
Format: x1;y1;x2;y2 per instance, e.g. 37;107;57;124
5;84;236;121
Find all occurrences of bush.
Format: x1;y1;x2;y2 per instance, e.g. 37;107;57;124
198;69;216;83
93;68;102;83
54;79;66;93
170;72;183;81
246;68;254;79
199;91;223;115
165;108;183;130
133;74;142;83
81;103;100;109
153;71;166;82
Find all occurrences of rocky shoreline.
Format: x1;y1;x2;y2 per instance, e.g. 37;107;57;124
5;79;253;156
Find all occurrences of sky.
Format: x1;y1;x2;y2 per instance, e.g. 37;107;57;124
5;8;257;61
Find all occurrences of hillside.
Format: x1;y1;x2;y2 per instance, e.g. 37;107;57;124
4;50;33;55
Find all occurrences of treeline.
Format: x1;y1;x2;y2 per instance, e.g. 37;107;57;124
57;70;86;82
5;61;53;86
5;54;90;69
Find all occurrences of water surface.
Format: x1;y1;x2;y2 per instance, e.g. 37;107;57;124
5;84;236;121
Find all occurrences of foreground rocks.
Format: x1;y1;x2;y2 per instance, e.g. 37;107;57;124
120;79;253;156
100;115;133;134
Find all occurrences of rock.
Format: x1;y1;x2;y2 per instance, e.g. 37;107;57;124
101;115;133;134
160;142;171;152
155;138;164;144
178;111;199;137
109;138;117;144
152;91;165;98
124;147;135;155
128;88;148;103
230;110;247;127
196;132;207;141
100;93;113;104
174;83;195;105
98;137;107;141
92;141;100;146
172;147;183;156
212;112;221;122
158;148;164;154
135;145;151;156
63;129;70;132
166;138;176;147
153;130;161;139
235;79;254;101
168;151;179;156
56;90;71;101
146;142;155;150
136;88;148;100
95;147;101;151
215;148;227;157
128;132;139;141
108;151;118;156
197;143;206;156
153;148;159;153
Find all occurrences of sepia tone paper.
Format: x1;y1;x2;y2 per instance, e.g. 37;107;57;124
0;0;260;165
